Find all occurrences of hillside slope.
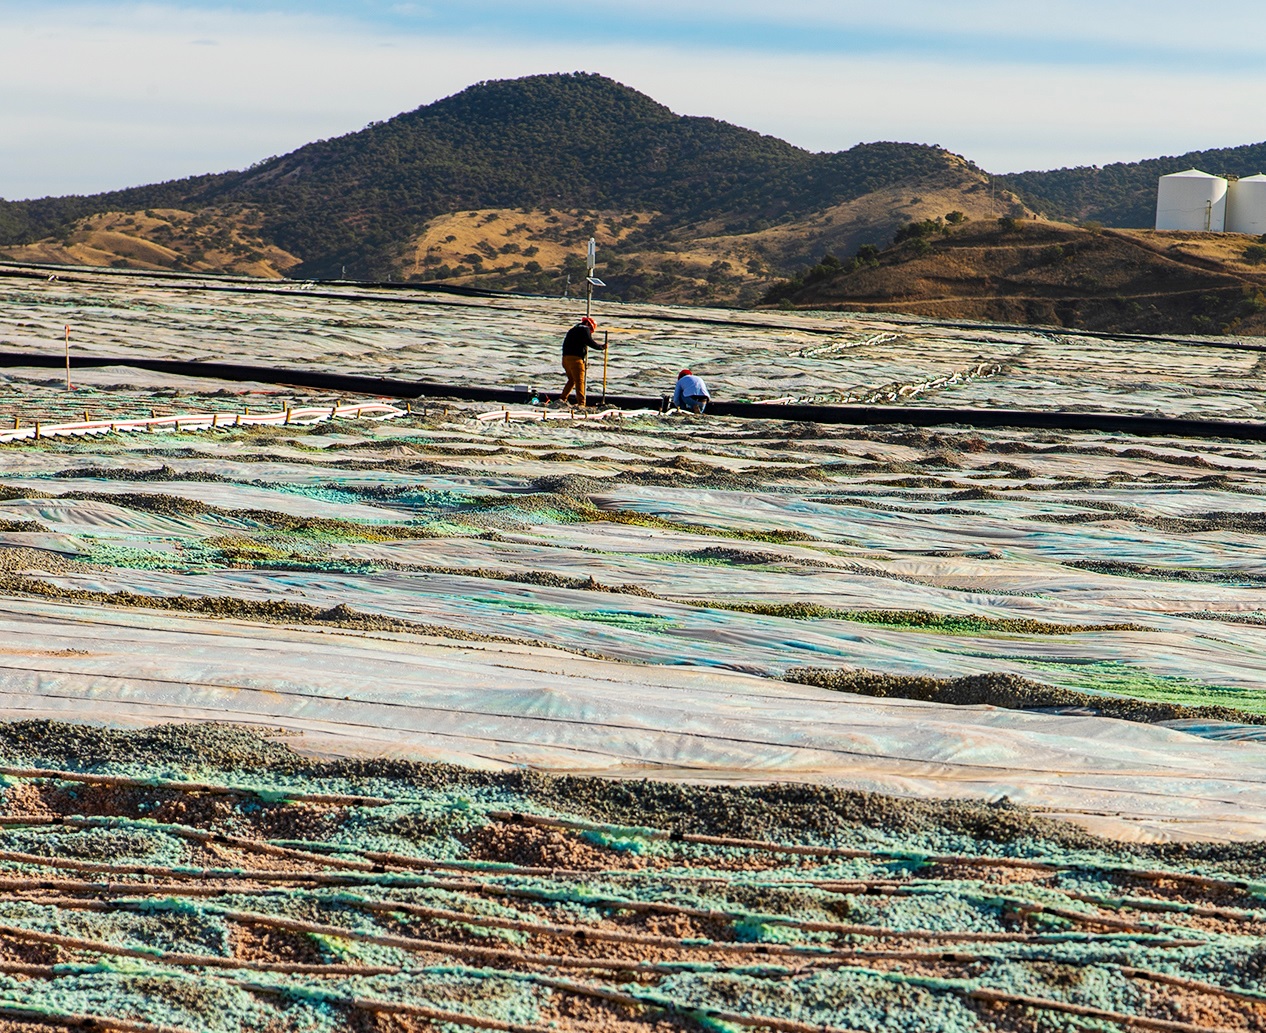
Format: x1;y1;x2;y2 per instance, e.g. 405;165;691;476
766;220;1266;335
381;160;1021;305
0;208;300;279
8;70;1260;317
0;73;973;291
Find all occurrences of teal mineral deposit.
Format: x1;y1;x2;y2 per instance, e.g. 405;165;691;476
0;724;1263;1031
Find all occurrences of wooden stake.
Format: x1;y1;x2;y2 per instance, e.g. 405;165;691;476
602;331;609;406
64;326;71;391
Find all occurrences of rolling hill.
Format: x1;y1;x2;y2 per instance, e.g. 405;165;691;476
3;71;1263;319
0;73;1016;303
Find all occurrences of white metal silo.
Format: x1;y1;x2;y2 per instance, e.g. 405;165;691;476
1155;169;1228;232
1227;174;1266;235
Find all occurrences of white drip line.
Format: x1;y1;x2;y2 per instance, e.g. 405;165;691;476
0;401;407;444
798;331;900;359
474;407;659;424
751;360;1003;406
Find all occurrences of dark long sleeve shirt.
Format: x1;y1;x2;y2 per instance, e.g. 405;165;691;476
562;325;604;359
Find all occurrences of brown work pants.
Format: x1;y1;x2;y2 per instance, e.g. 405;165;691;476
560;355;586;406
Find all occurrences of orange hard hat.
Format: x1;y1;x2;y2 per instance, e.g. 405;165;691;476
580;316;596;329
678;369;691;379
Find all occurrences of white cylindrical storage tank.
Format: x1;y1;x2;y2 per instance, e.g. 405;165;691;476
1227;174;1266;235
1155;169;1228;231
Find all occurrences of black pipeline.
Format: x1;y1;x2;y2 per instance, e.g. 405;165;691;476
2;351;1266;442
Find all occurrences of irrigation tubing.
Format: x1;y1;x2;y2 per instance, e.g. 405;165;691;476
2;351;1266;442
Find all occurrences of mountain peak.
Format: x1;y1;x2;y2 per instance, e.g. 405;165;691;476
425;72;677;127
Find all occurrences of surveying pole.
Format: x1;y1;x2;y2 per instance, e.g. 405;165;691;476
602;330;609;406
583;237;609;403
585;237;601;317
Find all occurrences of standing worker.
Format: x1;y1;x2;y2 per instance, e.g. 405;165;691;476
559;316;605;407
671;369;711;413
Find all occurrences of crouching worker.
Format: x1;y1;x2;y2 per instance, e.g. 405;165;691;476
560;316;605;407
672;369;711;413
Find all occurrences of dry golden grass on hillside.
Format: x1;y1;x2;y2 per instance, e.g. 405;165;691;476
399;167;1019;305
646;167;1027;304
0;208;301;279
732;166;1030;270
1122;229;1266;271
402;207;765;303
0;163;1028;306
403;207;652;278
777;219;1266;336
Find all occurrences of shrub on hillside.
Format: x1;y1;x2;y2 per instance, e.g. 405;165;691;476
804;253;842;284
1244;244;1266;265
894;218;944;243
761;253;844;303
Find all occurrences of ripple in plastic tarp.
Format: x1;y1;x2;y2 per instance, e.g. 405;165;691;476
3;599;1266;842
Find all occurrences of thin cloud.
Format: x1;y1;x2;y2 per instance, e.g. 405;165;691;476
141;0;1266;67
1;1;1263;199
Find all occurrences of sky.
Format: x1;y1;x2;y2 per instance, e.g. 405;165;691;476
3;0;1265;200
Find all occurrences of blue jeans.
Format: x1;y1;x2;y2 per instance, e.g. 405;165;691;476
681;396;707;413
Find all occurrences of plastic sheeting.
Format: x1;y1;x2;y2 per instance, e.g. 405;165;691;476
2;597;1265;843
3;266;1266;418
5;468;1266;696
1;269;1266;844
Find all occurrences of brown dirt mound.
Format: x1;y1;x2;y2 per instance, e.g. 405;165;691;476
785;666;1266;727
465;822;646;870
